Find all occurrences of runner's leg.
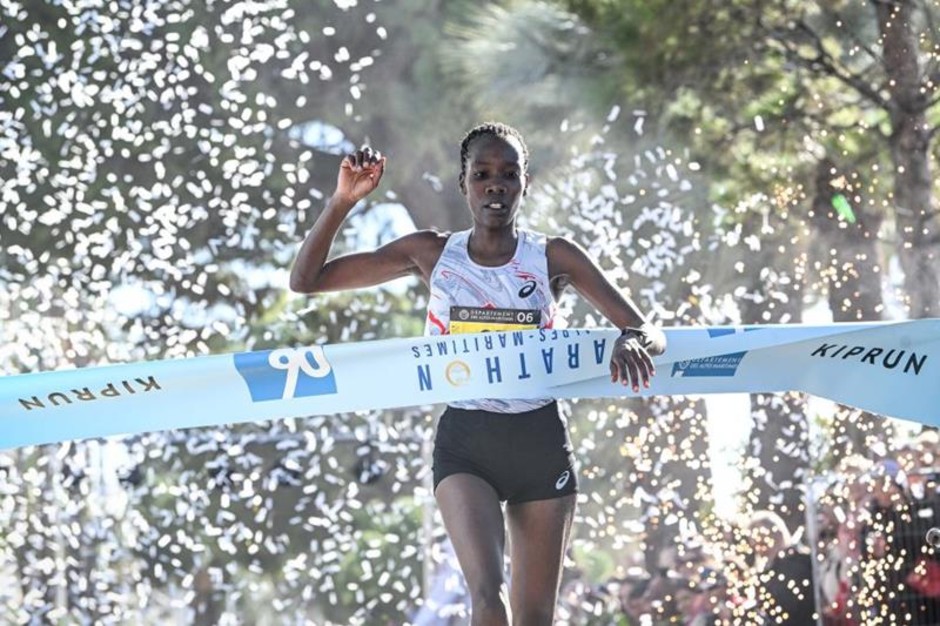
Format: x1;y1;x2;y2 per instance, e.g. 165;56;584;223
506;494;576;625
436;473;509;626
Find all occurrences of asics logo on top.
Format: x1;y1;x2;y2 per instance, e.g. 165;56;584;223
555;470;571;490
518;280;537;298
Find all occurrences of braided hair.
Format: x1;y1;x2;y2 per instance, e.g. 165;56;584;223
457;122;529;194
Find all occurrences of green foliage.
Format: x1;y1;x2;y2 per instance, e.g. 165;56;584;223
559;0;939;225
6;0;938;621
572;540;618;581
330;497;424;620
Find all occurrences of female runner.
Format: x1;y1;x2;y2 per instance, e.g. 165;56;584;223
290;122;666;625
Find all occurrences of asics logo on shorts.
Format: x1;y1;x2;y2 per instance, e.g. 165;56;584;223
555;470;571;490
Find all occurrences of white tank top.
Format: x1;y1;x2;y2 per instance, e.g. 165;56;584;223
425;229;556;413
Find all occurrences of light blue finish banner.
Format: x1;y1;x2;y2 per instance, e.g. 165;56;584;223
1;321;938;450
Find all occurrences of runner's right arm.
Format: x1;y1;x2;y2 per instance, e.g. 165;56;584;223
289;147;441;293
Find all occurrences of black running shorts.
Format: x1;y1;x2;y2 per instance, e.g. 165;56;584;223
432;401;578;504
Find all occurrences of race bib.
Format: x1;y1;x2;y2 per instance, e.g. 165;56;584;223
448;306;541;334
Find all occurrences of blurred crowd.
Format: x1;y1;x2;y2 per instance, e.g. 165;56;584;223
557;509;814;625
814;430;940;626
555;429;940;625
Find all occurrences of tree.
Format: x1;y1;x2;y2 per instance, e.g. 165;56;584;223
0;0;444;621
763;0;940;316
559;0;939;532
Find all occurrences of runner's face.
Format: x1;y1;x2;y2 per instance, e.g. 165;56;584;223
463;134;527;228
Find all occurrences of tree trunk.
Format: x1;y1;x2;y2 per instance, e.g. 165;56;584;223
810;157;895;464
875;0;940;316
635;397;714;575
739;211;811;533
634;289;714;574
193;566;222;626
811;158;886;321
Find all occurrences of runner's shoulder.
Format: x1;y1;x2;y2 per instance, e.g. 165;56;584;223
545;235;585;266
406;228;450;245
545;235;580;253
396;229;450;266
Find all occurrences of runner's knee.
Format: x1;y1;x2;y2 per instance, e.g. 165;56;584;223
512;605;554;626
468;582;508;624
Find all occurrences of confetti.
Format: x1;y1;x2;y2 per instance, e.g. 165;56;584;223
1;1;929;623
832;193;857;224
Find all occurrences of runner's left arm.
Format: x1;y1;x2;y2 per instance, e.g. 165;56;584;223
547;237;666;390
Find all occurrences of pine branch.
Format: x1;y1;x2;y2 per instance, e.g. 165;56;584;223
818;3;884;67
791;18;890;109
922;0;939;52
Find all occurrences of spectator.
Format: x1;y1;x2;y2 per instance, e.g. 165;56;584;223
618;574;653;624
862;458;940;624
675;578;712;626
748;510;816;625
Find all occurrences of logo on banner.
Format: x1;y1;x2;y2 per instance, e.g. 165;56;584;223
706;327;762;337
445;360;472;386
671;352;747;378
809;342;927;376
234;347;338;402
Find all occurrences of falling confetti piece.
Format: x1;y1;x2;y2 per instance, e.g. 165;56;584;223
832;193;857;223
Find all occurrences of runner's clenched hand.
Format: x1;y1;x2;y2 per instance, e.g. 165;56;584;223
609;329;656;392
334;146;386;206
